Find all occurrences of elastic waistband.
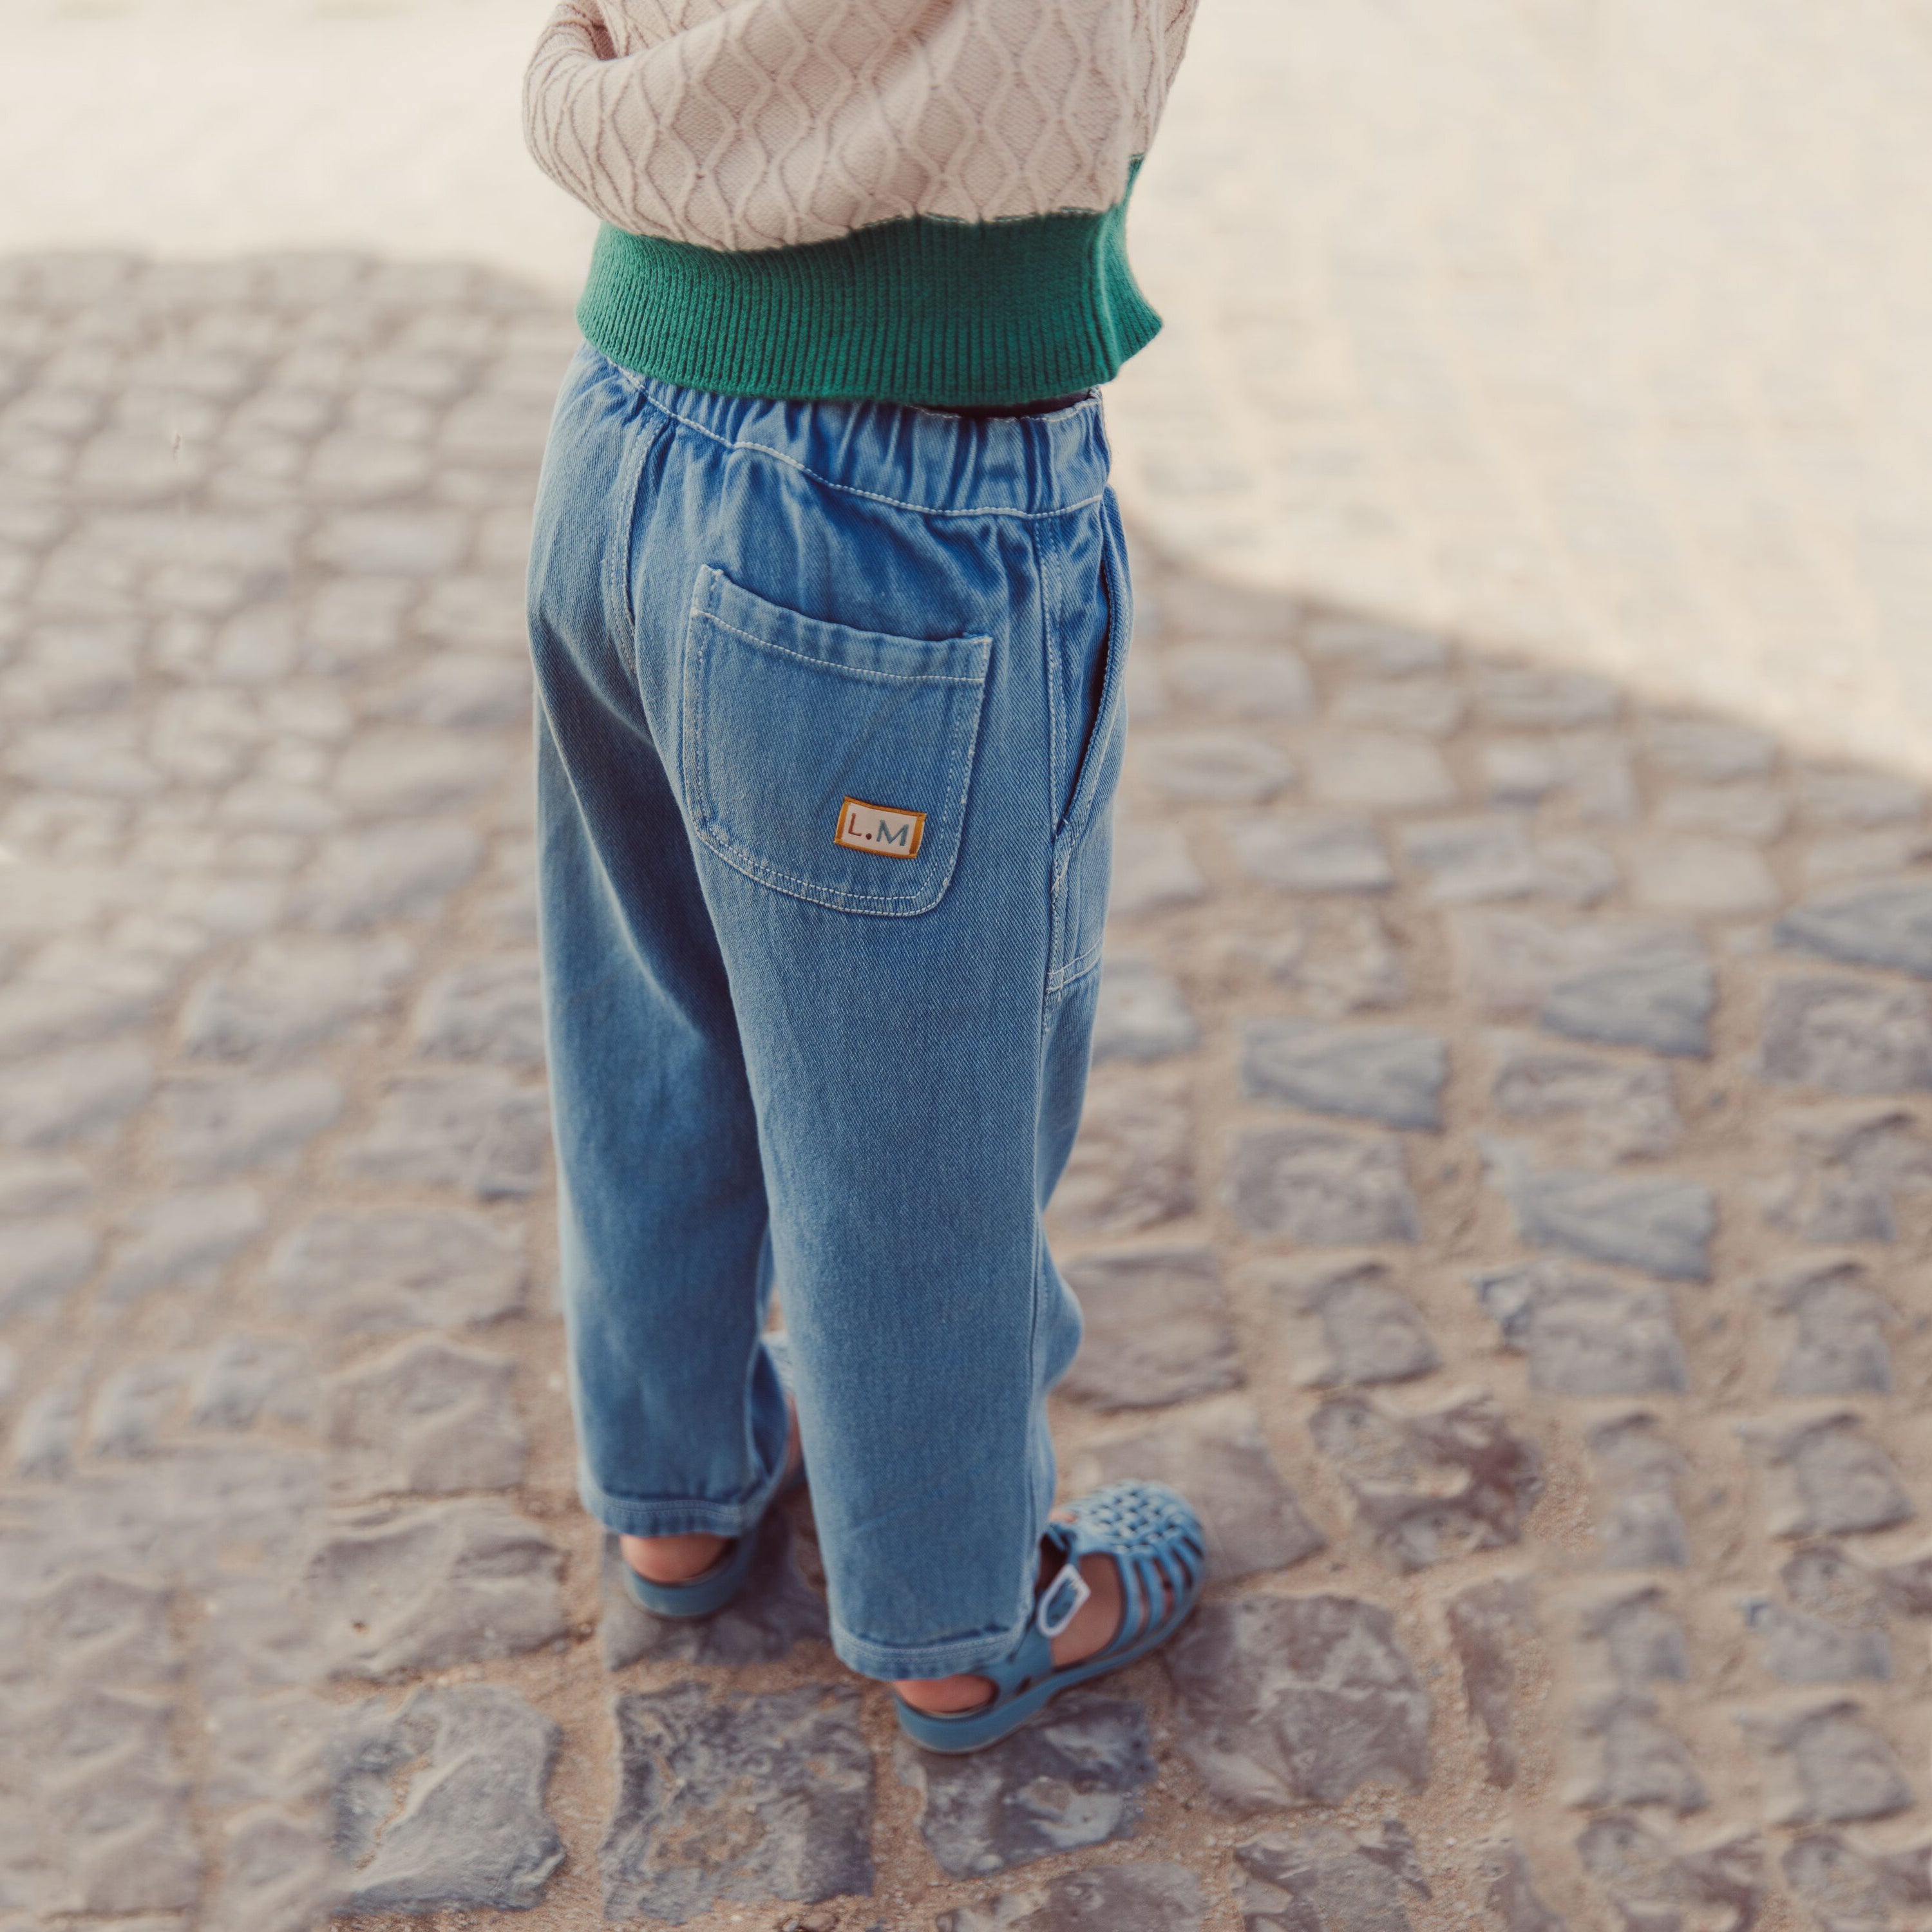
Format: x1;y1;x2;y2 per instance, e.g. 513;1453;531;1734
600;354;1115;522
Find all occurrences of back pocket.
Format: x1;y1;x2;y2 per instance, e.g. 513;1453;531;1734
682;566;992;917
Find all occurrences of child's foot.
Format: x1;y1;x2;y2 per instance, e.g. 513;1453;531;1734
895;1507;1171;1716
622;1408;802;1586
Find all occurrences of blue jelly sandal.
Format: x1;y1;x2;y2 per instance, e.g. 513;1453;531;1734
893;1481;1206;1754
622;1426;806;1620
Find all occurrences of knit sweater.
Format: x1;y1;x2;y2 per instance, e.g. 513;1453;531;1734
523;0;1199;406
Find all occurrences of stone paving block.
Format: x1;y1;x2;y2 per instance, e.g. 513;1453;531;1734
1798;769;1926;828
1092;953;1200;1063
1235;1819;1428;1932
189;1334;316;1430
1738;1417;1912;1538
308;431;431;501
1567;1690;1709;1813
600;1683;873;1924
1132;728;1294;802
334;725;509;818
304;576;411;672
1227;811;1394;893
1401;815;1618;907
1657;783;1792;843
897;1690;1155;1877
1738;1701;1913;1824
304;1499;566;1677
1164;1593;1430;1812
373;650;532;730
1575;1815;1763;1932
1227;1125;1419;1243
0;1151;93;1215
1305;617;1449;677
1261;1257;1440;1387
1480;1839;1569;1932
0;1217;97;1320
0;977;150;1057
28;1687;204;1914
416;574;529;652
1241;1019;1448;1130
1309;1391;1544;1571
412;952;544;1065
1474;1261;1689;1396
1242;902;1407;1016
1475;665;1621;728
1162;641;1314;716
1304;732;1457;810
0;1041;152;1145
100;1185;265;1302
325;1336;526;1498
1105;815;1206;920
1756;1260;1894;1396
1451;910;1716;1057
939;1862;1206;1932
1781;1830;1932;1932
266;1208;526;1336
1484;1143;1714;1280
1481;736;1566;808
1801;824;1932;888
1068;1400;1325;1582
207;1807;338;1932
1777;876;1932;978
8;717;163;795
312;509;466;576
1335;675;1465;737
1631;835;1777;916
292;818;484;930
180;933;414;1059
1488;1034;1681;1161
157;1068;342;1178
1756;1104;1932;1243
1052;1067;1196;1236
599;1511;829;1669
1575;1584;1691;1690
10;1569;178;1685
1761;976;1932;1094
89;1359;189;1456
1643;717;1779;782
1446;1575;1537;1786
12;1373;82;1477
337;1068;549;1198
1743;1546;1891;1684
327;1684;562;1911
1059;1246;1242;1409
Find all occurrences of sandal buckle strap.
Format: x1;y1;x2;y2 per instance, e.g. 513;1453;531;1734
1036;1559;1092;1640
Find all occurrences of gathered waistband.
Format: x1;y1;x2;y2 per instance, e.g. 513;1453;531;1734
595;349;1114;523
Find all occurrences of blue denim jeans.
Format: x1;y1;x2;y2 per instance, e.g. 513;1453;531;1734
526;348;1128;1680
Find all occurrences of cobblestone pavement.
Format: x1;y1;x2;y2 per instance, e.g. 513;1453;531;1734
9;0;1932;777
9;251;1932;1932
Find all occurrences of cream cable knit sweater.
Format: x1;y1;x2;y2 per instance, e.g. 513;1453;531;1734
524;0;1200;255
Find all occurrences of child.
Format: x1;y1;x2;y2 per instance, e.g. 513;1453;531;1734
522;0;1204;1750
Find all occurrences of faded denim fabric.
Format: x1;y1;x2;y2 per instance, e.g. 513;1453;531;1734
526;347;1128;1680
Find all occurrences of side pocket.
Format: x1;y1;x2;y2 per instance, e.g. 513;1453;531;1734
682;567;992;918
1047;503;1133;991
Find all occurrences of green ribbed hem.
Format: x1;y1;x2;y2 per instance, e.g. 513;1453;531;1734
576;167;1160;408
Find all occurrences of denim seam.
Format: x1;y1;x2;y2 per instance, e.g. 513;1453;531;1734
614;371;1110;522
609;406;667;665
696;609;989;687
1024;498;1056;1644
683;589;992;914
578;1463;784;1540
831;1604;1037;1681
